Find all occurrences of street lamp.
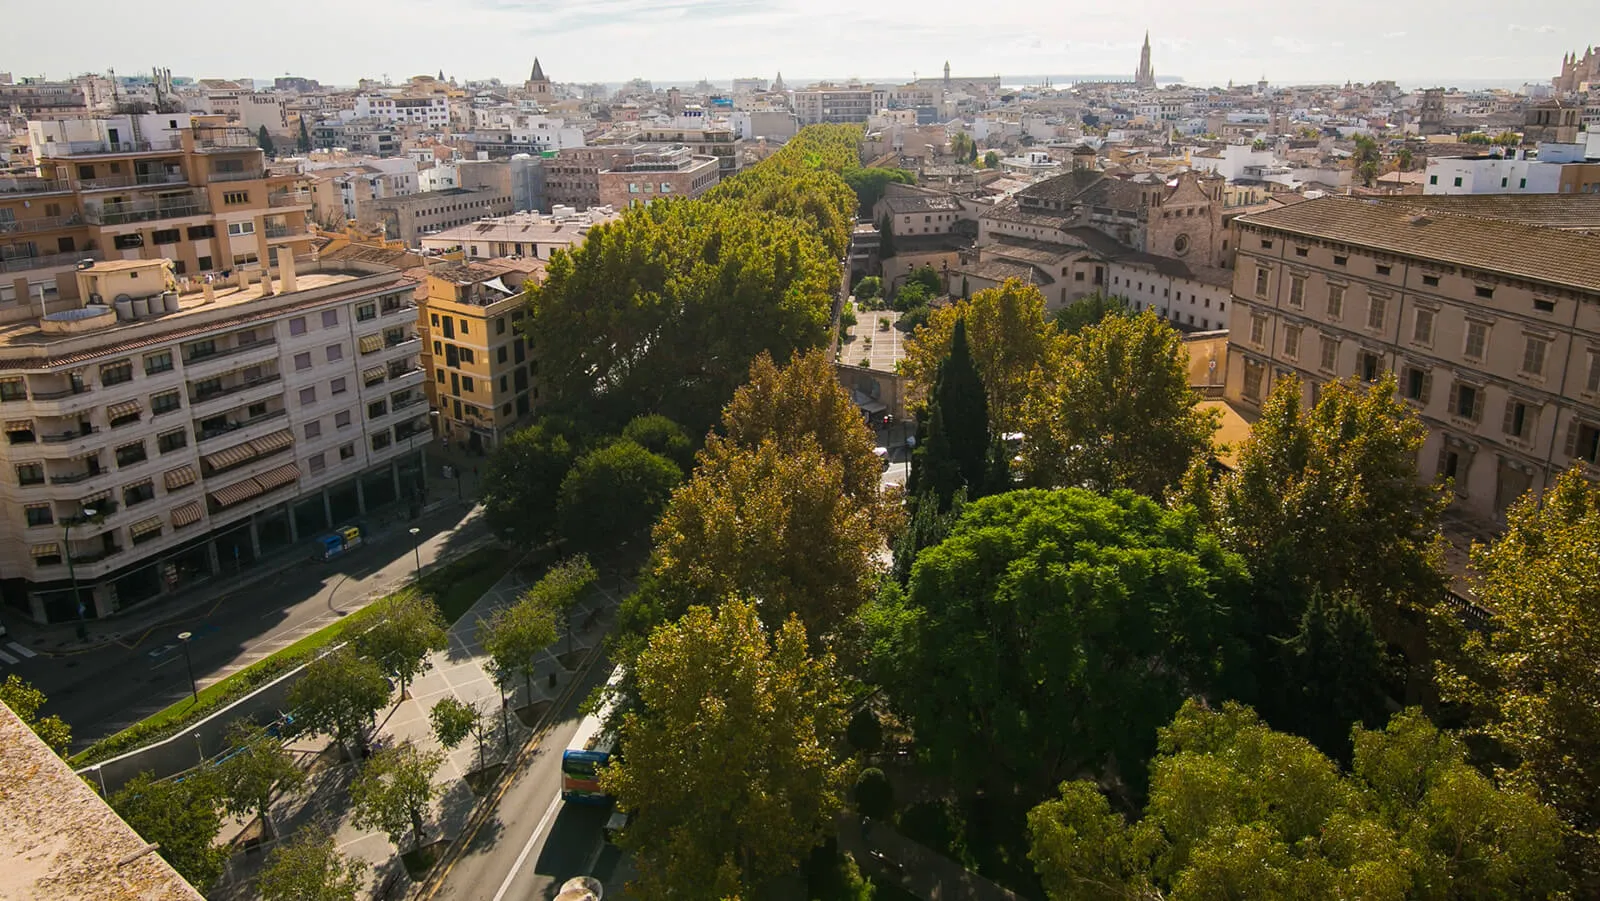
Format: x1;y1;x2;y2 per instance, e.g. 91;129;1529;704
65;507;96;642
177;631;198;704
88;763;106;797
409;527;422;584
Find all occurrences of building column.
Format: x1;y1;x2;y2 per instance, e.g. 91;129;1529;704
321;490;333;528
355;477;367;515
207;540;221;576
248;519;262;559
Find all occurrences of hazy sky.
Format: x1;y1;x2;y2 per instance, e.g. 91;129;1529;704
6;0;1576;88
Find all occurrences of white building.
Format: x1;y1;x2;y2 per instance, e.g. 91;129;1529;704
0;256;428;624
1424;147;1564;194
353;95;449;129
417;206;619;259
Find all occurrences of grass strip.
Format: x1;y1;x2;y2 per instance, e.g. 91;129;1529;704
71;546;508;767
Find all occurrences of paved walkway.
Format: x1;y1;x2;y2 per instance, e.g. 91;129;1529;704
208;555;634;900
840;815;1023;901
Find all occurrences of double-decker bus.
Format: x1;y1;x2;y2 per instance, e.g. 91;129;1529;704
560;665;625;804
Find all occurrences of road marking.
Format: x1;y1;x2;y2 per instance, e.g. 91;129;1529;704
0;648;16;665
490;794;563;901
8;642;36;659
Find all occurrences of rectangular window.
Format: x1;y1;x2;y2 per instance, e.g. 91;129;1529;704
357;303;377;322
1503;399;1532;440
1465;321;1488;360
331;377;347;395
497;345;508;364
1249;314;1266;346
1423;275;1440;287
158;429;187;453
1319;336;1339;373
1453;383;1481;420
115;441;147;467
1403;366;1430;403
339;442;355;460
151;228;180;245
187;224;215;239
1376;264;1391;276
1326;284;1344;320
1294;247;1308;258
1475;285;1495;299
1587;352;1600;394
16;463;43;486
1242;358;1265;402
1333;255;1347;266
100;360;133;386
1521;336;1548;377
1254;267;1269;296
1571;421;1600;465
462;376;475;393
0;380;25;401
1366;296;1386;331
496;317;506;335
1413;309;1435;345
335;410;352;428
289;317;307;336
372;432;392;451
1260;239;1273;249
227;220;254;235
25;504;52;527
151;391;181;415
298;386;316;406
309;453;326;474
1288;275;1305;309
1283;325;1301;359
322;310;339;328
458;318;468;335
123;480;155;507
367;400;388;418
1358;350;1381;382
461;348;476;364
294;351;312;371
305;421;322;439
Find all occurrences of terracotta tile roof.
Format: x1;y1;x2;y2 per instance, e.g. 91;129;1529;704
1237;196;1600;294
1367;194;1600;232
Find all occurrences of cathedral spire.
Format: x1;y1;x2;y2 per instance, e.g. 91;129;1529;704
1135;31;1156;88
530;58;547;83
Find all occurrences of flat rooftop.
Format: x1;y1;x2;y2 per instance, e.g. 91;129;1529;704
0;702;205;900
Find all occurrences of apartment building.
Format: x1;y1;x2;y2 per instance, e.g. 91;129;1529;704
419;259;544;452
0;255;428;625
417;206;619;260
353;95;449;129
362;187;514;247
597;145;720;209
4;115;313;305
543;146;637;211
1223;194;1600;523
792;85;887;125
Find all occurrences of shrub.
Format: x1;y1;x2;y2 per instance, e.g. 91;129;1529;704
856;767;894;820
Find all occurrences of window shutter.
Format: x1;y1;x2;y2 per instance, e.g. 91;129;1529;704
1436;444;1450;480
1448;382;1460;418
1471;386;1485;422
1420;369;1433;404
1502;399;1517;436
1566;418;1580;459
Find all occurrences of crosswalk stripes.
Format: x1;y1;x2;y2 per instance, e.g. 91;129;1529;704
8;641;36;659
0;648;15;665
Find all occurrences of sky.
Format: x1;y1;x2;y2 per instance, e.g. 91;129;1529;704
5;0;1578;89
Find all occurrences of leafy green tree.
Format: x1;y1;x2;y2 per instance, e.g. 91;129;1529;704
1352;133;1381;186
525;554;597;657
431;695;493;773
258;823;367;901
847;707;883;753
903;278;1057;435
896;302;930;334
867;488;1248;796
1437;467;1600;886
110;771;227;890
890;487;965;584
984;150;1001;169
891;281;928;313
215;719;305;839
1052;291;1129;336
479;586;559;703
354;588;447;700
622;413;695;471
913;318;990;509
286;647;392;758
1021;310;1216;498
908;265;942;296
843;166;915;217
257;125;275;157
1462;132;1492;145
350;744;445;854
1027;701;1567;900
855;768;893;819
1493;130;1521;146
853;275;882;301
481;417;582;545
878;213;896;258
601;599;851;900
557;439;682;551
296;118;312;155
1396;146;1414;171
1;673;71;755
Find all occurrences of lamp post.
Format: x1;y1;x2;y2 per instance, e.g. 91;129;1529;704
177;631;198;704
409;527;422;584
65;507;96;642
88;763;106;797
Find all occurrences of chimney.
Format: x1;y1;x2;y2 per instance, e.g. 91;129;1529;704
279;252;298;294
259;262;274;297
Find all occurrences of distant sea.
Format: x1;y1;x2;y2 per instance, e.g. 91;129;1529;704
612;74;1543;93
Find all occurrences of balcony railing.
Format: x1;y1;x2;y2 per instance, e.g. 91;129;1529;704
190;373;281;405
183;338;277;366
0;178;71;195
0;214;85;235
267;190;313;207
49;469;103;485
30;383;93;400
0;249;101;274
77;172;187;190
40;427;98;444
197;407;287;442
387;363;422;380
263;223;306;239
194;132;257;151
85;195;210;226
208;169;268;183
39;137;183;157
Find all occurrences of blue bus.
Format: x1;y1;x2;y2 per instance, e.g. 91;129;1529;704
560;666;624;804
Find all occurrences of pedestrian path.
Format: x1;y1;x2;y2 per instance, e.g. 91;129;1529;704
0;640;37;667
207;553;631;900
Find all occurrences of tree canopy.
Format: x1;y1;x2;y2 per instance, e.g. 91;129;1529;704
601;599;850;900
110;771;227;890
350;743;445;853
479;584;559;703
557;439;682;551
902;278;1057;435
354;588;448;699
843;166;915;218
1;674;71;755
911;318;993;509
1436;466;1600;886
1052;291;1130;337
258;823;367;901
286;648;391;757
866;488;1248;797
481;416;583;546
1020;310;1215;498
621;413;695;472
1027;700;1567;901
215;719;305;837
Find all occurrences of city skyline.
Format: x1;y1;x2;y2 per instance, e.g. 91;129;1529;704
5;0;1575;90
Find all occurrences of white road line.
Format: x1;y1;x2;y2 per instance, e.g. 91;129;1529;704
0;648;16;665
8;642;36;659
491;794;563;901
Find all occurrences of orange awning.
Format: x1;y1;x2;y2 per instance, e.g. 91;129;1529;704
164;465;198;490
208;478;264;508
251;462;300;492
248;429;293;455
203;441;258;471
171;501;203;528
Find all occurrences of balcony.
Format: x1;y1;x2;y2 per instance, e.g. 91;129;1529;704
268;190;313;207
85;193;209;226
197;407;288;444
181;340;279;380
49;467;106;486
0;249;100;274
0;178;71;195
194;132;257;151
207;169;268;183
38;137;184;157
77;172;187;191
264;223;307;240
189;373;282;413
0;214;85;235
379;299;418;321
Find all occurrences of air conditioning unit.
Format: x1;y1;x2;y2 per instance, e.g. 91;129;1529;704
89;293;103;304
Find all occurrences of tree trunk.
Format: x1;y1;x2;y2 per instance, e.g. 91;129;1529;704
411;807;426;852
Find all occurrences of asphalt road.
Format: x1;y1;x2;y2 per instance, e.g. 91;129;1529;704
430;656;636;901
12;503;487;749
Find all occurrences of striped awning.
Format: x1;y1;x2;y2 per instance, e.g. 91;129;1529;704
31;542;59;558
107;400;142;419
130;516;163;538
362;366;386;384
248;429;293;455
171;500;203;528
81;489;112;505
208;478;264;508
164;465;198;490
203;441;258;471
358;333;384;354
5;419;32;431
252;462;299;492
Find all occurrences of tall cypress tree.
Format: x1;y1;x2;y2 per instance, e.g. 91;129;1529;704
878;214;896;259
297;118;312;154
916;318;989;509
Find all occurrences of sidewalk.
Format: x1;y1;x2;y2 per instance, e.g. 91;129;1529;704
7;455;477;657
840;815;1021;901
207;554;634;901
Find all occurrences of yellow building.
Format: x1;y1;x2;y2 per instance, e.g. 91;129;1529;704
419;259;545;452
